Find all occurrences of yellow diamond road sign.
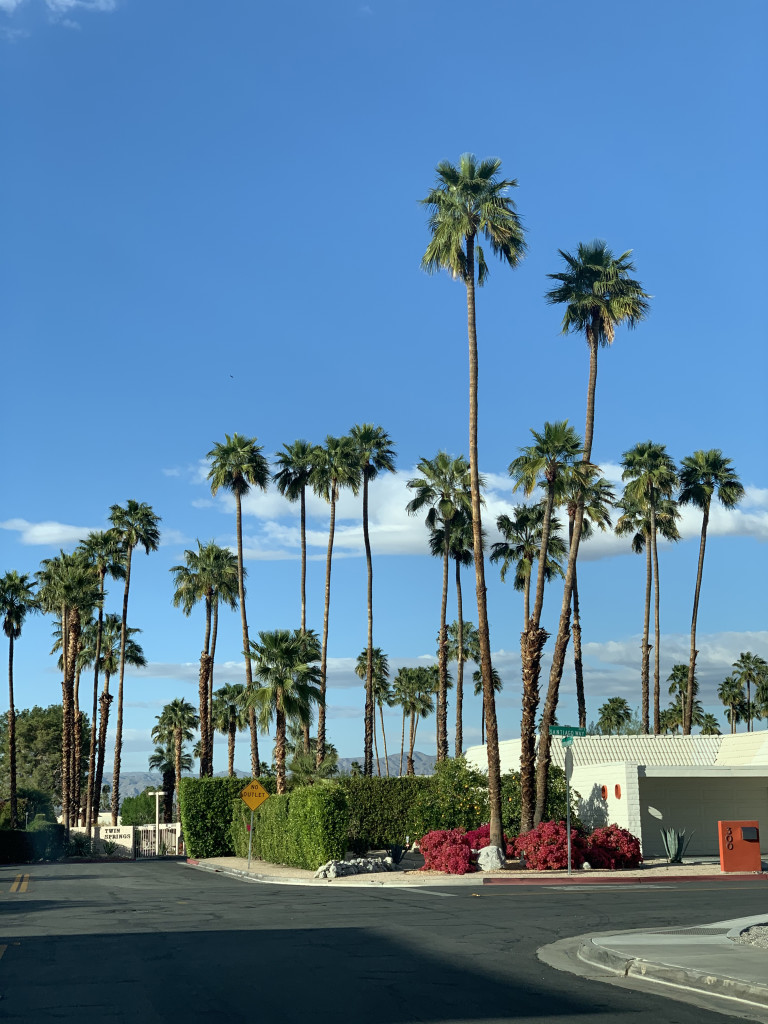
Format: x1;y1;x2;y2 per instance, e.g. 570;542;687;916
241;780;269;811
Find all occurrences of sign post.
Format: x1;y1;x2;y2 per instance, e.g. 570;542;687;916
240;781;270;871
549;727;584;876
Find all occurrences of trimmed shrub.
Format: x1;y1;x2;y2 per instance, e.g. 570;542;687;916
586;825;642;869
513;820;587;870
419;829;475;874
179;777;275;859
338;776;432;854
411;757;489;838
232;784;349;870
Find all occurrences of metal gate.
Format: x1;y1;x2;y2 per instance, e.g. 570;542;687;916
133;823;185;858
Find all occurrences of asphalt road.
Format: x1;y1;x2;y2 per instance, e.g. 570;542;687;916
0;861;762;1023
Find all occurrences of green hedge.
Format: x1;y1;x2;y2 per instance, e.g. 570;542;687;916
0;829;31;864
26;817;66;860
337;777;433;853
179;777;276;859
232;785;349;870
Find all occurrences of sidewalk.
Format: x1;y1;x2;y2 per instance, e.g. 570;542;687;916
186;851;768;888
578;914;768;1012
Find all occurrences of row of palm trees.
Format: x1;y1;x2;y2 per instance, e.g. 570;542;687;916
0;500;160;831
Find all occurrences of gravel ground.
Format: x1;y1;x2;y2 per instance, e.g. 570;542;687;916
734;924;768;949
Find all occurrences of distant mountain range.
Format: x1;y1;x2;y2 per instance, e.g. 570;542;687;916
104;751;436;803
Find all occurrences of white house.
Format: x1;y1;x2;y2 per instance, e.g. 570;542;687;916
465;732;768;857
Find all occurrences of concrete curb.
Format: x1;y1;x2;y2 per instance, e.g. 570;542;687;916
578;935;768;1009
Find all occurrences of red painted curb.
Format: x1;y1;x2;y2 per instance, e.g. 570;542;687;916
186;858;199;866
483;872;767;886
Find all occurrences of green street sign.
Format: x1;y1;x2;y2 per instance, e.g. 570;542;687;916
561;736;574;746
550;725;586;737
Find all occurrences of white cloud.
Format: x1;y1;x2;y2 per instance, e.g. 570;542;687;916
0;517;96;546
46;0;116;11
0;0;25;13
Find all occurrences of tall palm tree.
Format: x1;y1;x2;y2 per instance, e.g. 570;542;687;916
273;439;317;633
508;420;583;831
444;615;480;757
0;572;38;829
108;500;161;823
615;494;680;732
311;435;360;767
349;424;396;776
36;552;99;830
152;698;199;803
491;503;566;628
621;443;678;735
678;451;744;733
211;683;247;776
355;648;391;776
555;468;614;728
207;434;269;777
248;629;322;795
699;714;721;736
91;614;146;822
718;674;748;734
667;664;696;728
429;511;478;757
77;529;125;833
170;541;239;776
147;741;179;819
732;652;768;732
421;153;525;848
406;452;472;762
597;697;632;735
539;241;649;823
473;666;502;744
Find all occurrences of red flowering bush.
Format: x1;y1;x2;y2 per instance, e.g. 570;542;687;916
464;823;515;858
418;829;476;874
586;825;642;869
513;820;587;870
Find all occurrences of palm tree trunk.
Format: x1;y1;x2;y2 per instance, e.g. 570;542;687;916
61;606;71;832
94;672;112;825
235;492;259;778
407;710;416;776
198;595;212;778
436;533;450;761
399;709;405;777
8;635;17;829
175;729;182;804
481;695;485;745
362;470;375;776
275;699;287;795
532;331;599;824
373;702;380;776
684;505;709;734
111;546;133;826
85;571;105;834
162;769;174;823
228;713;236;777
641;537;652;733
464;235;502;849
569;514;586;730
523;574;531;632
300;484;307;633
651;507;661;734
379;703;389;777
520;482;556;831
317;489;337;767
208;599;219;772
455;557;465;756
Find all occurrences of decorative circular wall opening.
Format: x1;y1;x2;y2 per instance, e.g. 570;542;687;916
615;784;622;799
600;785;608;800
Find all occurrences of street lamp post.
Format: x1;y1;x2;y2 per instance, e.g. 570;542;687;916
149;791;165;856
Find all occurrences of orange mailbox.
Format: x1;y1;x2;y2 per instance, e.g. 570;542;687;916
718;820;761;873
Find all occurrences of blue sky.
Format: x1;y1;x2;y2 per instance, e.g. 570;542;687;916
2;0;766;773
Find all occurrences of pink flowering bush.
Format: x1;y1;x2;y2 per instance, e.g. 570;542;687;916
418;829;476;874
586;825;642;869
513;820;587;870
464;823;515;858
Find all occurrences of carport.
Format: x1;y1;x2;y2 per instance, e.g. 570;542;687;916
638;766;768;857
